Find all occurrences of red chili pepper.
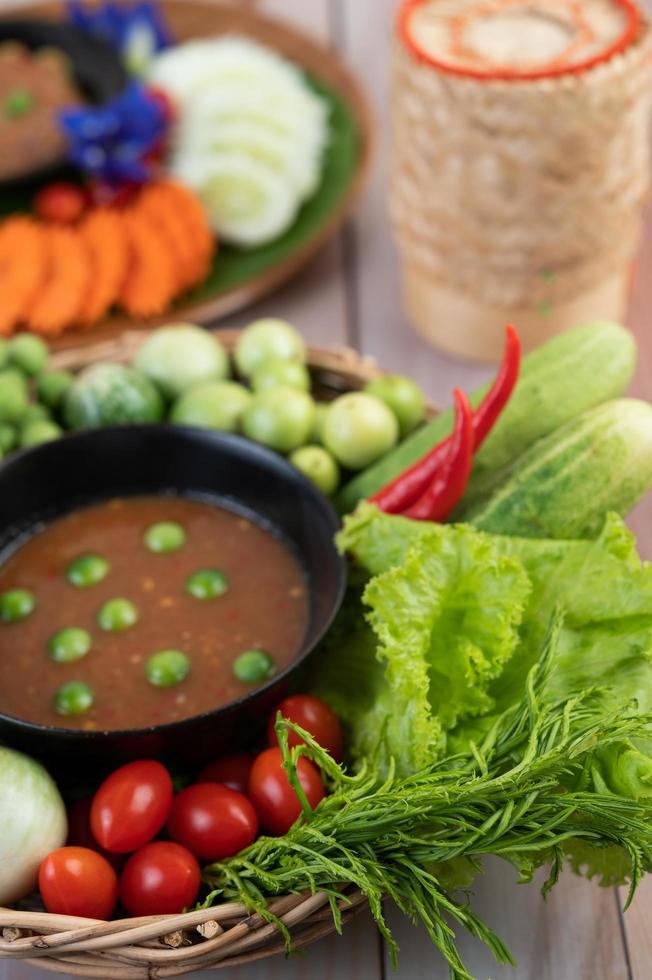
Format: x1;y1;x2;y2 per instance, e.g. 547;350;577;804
370;324;521;514
401;389;474;522
370;438;449;514
471;323;521;449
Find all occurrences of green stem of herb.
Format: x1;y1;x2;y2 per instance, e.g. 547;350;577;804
201;616;652;979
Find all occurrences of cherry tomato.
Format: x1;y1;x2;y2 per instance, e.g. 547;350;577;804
267;695;343;761
197;753;252;793
167;783;258;861
67;797;124;871
119;841;200;917
39;847;118;919
91;760;173;854
34;182;88;224
248;747;325;837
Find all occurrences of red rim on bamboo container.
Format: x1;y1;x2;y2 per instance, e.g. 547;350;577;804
398;0;643;81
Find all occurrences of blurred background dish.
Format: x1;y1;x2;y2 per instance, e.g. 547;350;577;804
0;0;373;346
0;18;127;185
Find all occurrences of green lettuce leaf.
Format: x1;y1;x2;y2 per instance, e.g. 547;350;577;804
337;501;427;576
366;527;530;733
564;839;634;887
313;503;652;893
486;514;652;717
313;514;531;774
590;740;652;801
334;504;652;806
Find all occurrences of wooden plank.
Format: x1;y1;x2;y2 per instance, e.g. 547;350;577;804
223;236;349;351
620;876;652;980
619;198;652;561
385;862;630;980
333;0;491;408
615;201;652;978
611;8;652;971
216;0;349;351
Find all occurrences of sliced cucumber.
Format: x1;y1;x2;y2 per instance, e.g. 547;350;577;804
174;121;323;199
172;36;307;88
151;36;330;247
176;83;328;151
173;152;299;247
149;41;225;100
151;37;318;105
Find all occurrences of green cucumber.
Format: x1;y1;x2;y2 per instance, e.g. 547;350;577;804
458;321;636;516
336;322;636;514
468;399;652;540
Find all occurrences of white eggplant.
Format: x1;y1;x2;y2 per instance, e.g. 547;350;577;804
0;746;67;904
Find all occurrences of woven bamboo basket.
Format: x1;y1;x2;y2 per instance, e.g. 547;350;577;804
0;331;438;978
391;0;652;361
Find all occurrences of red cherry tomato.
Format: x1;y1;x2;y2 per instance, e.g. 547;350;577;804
67;797;124;871
267;695;343;761
167;783;258;861
39;847;118;920
119;842;200;917
197;753;252;794
248;747;325;837
91;760;173;854
34;182;88;224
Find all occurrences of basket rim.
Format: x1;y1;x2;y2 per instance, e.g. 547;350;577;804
48;328;438;416
0;887;368;976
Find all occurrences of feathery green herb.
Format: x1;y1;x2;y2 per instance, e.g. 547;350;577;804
203;617;652;978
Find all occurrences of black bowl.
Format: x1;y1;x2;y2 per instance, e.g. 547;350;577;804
0;426;346;778
0;18;128;188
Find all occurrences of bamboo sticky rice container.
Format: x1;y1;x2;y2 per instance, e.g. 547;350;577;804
391;0;652;361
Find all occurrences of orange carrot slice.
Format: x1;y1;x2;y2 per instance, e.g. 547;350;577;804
27;225;92;336
136;184;197;291
0;217;48;335
78;207;128;325
158;178;215;270
119;208;178;318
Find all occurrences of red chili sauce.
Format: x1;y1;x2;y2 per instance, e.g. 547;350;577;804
0;496;309;730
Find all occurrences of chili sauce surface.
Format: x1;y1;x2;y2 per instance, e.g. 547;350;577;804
0;496;308;730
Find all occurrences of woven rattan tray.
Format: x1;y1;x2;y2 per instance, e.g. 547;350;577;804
0;331;437;977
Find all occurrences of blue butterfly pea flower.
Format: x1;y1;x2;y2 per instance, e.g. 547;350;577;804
67;1;172;74
60;81;168;186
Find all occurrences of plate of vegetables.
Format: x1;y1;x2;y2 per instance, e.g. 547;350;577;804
3;319;652;980
0;0;371;344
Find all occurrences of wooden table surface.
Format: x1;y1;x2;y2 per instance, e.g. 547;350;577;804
2;1;652;978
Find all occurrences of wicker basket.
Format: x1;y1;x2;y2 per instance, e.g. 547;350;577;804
391;0;652;361
0;888;368;977
0;332;437;978
47;330;389;396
